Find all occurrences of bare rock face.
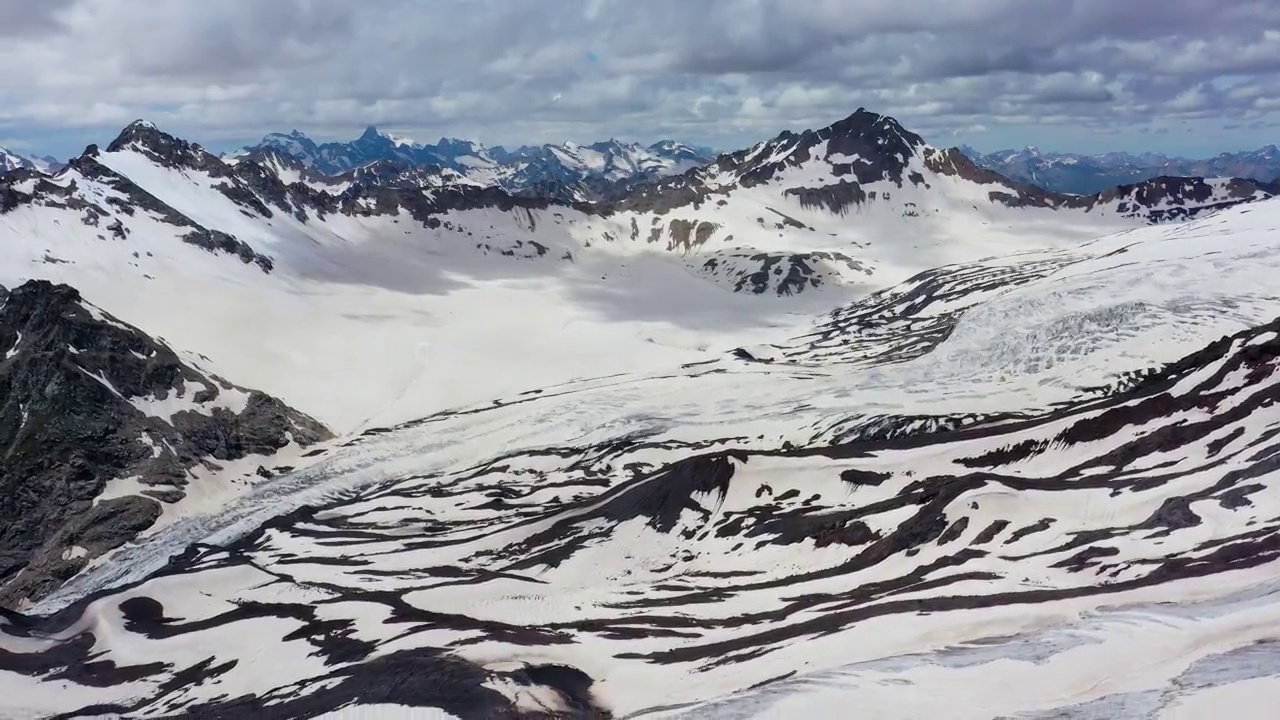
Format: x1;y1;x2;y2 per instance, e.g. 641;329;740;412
106;120;230;176
0;280;331;607
699;251;874;296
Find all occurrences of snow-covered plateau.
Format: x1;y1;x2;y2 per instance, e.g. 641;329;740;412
2;109;1280;718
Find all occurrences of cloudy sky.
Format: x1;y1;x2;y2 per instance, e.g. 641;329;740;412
2;0;1278;159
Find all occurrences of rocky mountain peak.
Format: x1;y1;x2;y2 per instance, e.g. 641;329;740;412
436;137;483;155
589;138;627;152
701;108;927;192
107;119;167;150
818;108;925;157
826;107;904;134
106;119;228;175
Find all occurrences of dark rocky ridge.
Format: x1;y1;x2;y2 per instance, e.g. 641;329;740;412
1067;175;1280;221
700;251;874;296
0;280;330;607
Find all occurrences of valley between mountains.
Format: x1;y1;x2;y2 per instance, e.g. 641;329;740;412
2;108;1280;718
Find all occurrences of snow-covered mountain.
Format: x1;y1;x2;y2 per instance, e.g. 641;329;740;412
967;144;1280;194
230;127;716;202
5;111;1274;305
0;147;60;175
4;109;1280;717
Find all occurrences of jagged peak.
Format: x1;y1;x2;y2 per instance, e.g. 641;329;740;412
107;119;185;153
436;136;482;151
820;108;919;146
104;119;230;176
353;126;420;148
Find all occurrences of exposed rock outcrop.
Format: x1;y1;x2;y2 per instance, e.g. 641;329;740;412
0;280;330;607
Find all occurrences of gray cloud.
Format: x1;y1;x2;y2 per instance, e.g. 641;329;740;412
0;0;1278;155
0;0;76;37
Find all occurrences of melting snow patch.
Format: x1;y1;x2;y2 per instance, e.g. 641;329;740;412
60;546;88;561
75;365;127;401
95;475;169;505
139;433;163;459
484;677;570;715
129;378;252;421
80;301;134;332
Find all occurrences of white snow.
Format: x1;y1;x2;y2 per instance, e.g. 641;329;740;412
60;546;88;561
128;378;252;421
4;122;1280;719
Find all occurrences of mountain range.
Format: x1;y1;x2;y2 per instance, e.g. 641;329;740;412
0;148;60;175
9;125;1280;204
966;144;1280;194
2;108;1280;718
228;127;716;202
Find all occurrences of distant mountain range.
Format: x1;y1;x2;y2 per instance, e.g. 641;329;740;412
964;145;1280;195
226;127;716;203
0;148;61;175
8;126;1280;203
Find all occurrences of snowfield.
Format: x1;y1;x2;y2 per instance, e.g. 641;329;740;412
3;115;1280;718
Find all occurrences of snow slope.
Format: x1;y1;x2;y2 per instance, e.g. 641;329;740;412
4;196;1280;717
